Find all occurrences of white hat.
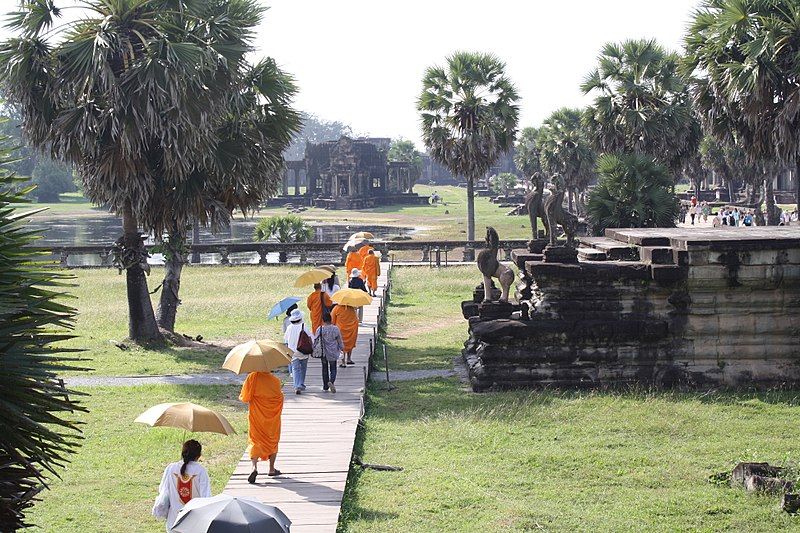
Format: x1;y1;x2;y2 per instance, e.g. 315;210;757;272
350;268;361;278
289;309;304;323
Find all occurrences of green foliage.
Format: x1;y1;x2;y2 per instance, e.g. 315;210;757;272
30;157;75;202
685;0;800;167
538;108;596;192
587;153;678;235
0;133;84;530
583;39;700;175
514;126;543;183
418;51;520;181
254;215;314;243
489;172;518;196
0;0;301;236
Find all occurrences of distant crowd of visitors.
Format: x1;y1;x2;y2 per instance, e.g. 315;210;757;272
680;196;798;227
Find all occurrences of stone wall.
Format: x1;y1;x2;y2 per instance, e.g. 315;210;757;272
463;228;800;391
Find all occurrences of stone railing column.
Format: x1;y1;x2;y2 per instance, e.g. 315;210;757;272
258;249;269;265
503;246;513;261
219;247;230;265
99;249;113;267
462;244;474;262
299;248;308;264
421;245;430;262
59;249;69;267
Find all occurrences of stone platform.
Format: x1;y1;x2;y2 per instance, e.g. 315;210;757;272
463;227;800;391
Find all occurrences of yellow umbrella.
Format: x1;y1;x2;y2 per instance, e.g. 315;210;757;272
135;402;236;436
331;288;373;307
348;231;375;241
222;340;292;374
294;268;331;288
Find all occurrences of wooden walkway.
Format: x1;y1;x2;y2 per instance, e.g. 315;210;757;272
223;271;389;532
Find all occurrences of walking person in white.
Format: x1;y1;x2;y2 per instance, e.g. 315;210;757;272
285;309;311;394
152;439;211;531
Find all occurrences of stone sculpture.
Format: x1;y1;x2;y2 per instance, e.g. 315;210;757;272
476;227;515;303
542;174;583;247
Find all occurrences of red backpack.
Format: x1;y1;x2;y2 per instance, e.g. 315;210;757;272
297;324;313;355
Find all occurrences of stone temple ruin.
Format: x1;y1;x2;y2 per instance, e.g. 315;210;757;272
274;136;429;209
462;227;800;391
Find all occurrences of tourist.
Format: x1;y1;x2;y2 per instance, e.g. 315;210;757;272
152;439;211;531
728;209;735;227
743;211;754;227
284;309;311;394
314;311;344;392
239;370;284;482
332;303;359;367
792;210;799;223
321;270;340;299
701;201;710;222
690;204;696;225
679;203;687;224
780;209;791;226
282;303;298;333
361;249;381;296
712;211;722;227
307;282;333;334
358;244;373;265
733;208;741;226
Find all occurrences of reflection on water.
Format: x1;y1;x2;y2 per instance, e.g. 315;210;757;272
30;215;414;266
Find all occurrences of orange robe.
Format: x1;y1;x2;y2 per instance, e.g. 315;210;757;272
332;305;359;352
307;289;332;334
239;372;284;460
359;246;373;279
345;252;361;277
362;254;380;290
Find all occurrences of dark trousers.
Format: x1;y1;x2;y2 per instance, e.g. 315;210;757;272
321;359;338;388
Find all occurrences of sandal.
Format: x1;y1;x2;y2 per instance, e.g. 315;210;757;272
268;469;282;477
247;470;258;484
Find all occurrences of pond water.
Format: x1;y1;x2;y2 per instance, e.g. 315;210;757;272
30;215;414;266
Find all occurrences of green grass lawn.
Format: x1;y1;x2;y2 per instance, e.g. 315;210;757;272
61;266;321;376
341;379;800;532
380;266;475;371
27;385;249;532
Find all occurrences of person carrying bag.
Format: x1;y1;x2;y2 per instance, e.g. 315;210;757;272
313;311;344;393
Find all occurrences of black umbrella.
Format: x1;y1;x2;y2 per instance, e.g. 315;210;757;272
171;494;291;532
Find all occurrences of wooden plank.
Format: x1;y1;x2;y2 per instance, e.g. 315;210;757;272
222;272;389;532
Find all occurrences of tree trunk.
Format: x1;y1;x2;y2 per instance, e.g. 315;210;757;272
465;176;476;261
121;204;162;344
764;175;777;225
567;187;574;213
156;228;186;332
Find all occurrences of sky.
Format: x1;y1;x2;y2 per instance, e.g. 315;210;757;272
0;0;702;146
255;0;702;145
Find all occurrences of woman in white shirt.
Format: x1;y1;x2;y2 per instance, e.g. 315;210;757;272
152;440;211;530
320;270;340;299
284;309;311;394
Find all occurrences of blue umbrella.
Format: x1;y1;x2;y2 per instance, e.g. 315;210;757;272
267;296;301;320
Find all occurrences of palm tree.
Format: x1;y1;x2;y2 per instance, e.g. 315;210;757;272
685;0;800;223
582;39;700;177
587;153;679;235
538;108;596;213
417;51;520;254
254;215;314;263
0;130;84;530
151;58;300;332
490;172;518;197
514;126;544;234
0;0;298;341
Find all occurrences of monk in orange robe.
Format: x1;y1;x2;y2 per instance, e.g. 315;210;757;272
332;304;359;366
345;251;361;278
361;249;381;294
307;283;333;334
239;371;284;482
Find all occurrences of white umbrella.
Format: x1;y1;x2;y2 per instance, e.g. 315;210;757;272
172;494;291;532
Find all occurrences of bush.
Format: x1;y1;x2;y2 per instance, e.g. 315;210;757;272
253;214;314;243
587;153;678;236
